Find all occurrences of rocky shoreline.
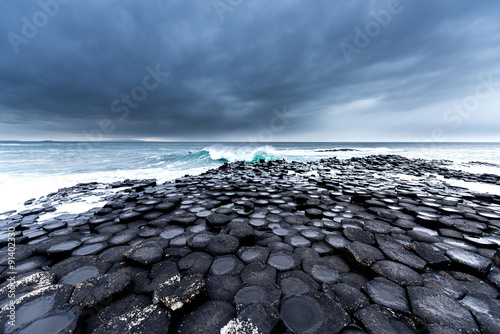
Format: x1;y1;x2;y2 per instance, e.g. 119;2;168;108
0;155;499;333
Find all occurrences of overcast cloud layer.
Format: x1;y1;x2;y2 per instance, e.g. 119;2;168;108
1;0;500;142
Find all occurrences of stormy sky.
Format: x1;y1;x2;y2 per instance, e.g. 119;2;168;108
1;0;500;142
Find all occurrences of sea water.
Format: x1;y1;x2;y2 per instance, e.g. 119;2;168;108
1;142;499;213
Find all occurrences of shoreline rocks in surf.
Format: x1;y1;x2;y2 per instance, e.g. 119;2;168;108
0;154;499;333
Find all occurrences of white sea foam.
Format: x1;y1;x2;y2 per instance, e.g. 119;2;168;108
204;145;282;162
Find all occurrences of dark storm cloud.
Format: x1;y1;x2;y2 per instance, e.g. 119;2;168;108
1;0;500;141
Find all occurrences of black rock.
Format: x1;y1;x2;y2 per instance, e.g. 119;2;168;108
237;246;270;264
209;255;245;276
85;293;152;333
220;318;264;334
267;252;300;271
460;293;500;334
108;229;138;245
187;232;215;250
91;304;171;334
371;260;422;286
207;234;240;255
280;292;350;334
153;274;205;312
69;272;131;307
345;241;385;268
422;272;466;300
207;213;231;226
412;242;450;268
407;286;479;333
278;270;320;296
177;251;213;276
323;282;370;313
206;275;242;302
343;227;375;245
46;240;82;256
234;284;281;310
0;284;74;331
378;241;426;271
354;305;399;334
124;241;163;266
98;245;132;262
119;210;142;223
445;248;492;277
237;303;280;334
364;277;409;313
240;262;277;285
72;242;108;256
302;259;341;284
143;260;180;293
174;301;236;334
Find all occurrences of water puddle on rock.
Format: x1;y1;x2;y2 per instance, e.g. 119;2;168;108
268;253;295;270
281;296;324;333
211;257;235;276
59;266;100;285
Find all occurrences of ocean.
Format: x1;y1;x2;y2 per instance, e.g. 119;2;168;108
1;142;500;214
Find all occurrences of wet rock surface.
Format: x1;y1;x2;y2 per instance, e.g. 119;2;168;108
1;155;500;333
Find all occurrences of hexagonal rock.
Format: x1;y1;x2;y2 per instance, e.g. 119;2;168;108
153;274;205;312
207;234;240;255
445;248;492;277
207;213;231;226
91;304;171;334
302;259;341;285
412;242;450;268
46;240;82;256
209;255;245;276
407;286;479;333
323;283;370;313
354;305;400;334
371;260;422;286
305;208;323;219
343;227;375;245
124;241;164;266
237;303;280;334
187;232;215;250
206;275;242;302
278;270;320;296
69;272;131;308
85;294;152;333
364;277;409;313
267;252;300;271
237;246;270;264
280;291;350;334
119;210;142;223
460;293;500;334
174;301;236;334
240;263;277;286
284;215;311;226
378;242;426;271
155;201;176;212
177;251;214;276
234;285;281;310
422;272;466;300
426;324;462;334
345;241;385;268
108;229;137;246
